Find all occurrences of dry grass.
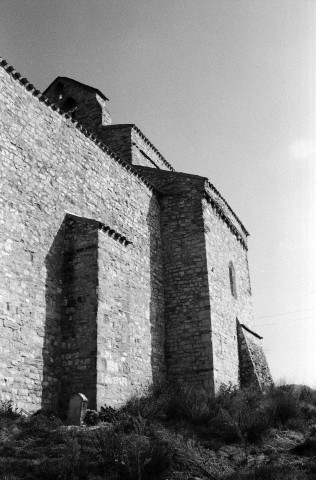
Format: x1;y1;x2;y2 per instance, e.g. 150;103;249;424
1;382;316;479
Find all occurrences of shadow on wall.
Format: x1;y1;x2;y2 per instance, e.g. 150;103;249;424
41;197;166;412
42;218;66;411
147;196;166;388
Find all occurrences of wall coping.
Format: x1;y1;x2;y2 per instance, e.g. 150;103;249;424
0;57;157;195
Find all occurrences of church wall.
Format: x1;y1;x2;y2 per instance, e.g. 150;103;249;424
96;203;165;408
98;125;173;171
203;198;254;390
161;189;214;392
131;128;173;170
0;65;165;411
134;168;215;392
98;125;132;165
43;78;112;130
59;216;99;411
237;322;273;389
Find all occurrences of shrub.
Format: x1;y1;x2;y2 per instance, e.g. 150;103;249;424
300;402;316;421
210;384;272;443
298;385;316;405
0;401;20;420
21;411;62;437
166;384;211;424
84;409;100;426
225;464;306;479
99;405;117;423
239;408;270;442
120;384;172;422
269;385;300;425
203;407;241;444
93;425;172;480
285;416;307;432
292;436;316;456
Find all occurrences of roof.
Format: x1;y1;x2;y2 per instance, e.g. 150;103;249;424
43;76;109;102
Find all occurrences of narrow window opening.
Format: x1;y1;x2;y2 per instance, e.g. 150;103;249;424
229;261;237;298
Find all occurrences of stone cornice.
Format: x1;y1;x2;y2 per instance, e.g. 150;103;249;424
204;191;248;250
0;57;157;195
98;224;132;246
205;181;249;237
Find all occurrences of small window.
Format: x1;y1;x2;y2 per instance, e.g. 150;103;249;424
229;261;237;298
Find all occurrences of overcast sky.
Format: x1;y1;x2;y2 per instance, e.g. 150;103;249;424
1;0;316;386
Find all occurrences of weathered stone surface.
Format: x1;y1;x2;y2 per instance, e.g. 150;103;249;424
66;393;88;426
237;321;273;389
0;62;164;411
0;57;272;412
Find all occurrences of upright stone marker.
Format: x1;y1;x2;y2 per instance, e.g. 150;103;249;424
66;393;88;426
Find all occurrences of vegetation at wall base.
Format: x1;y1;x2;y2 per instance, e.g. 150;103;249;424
1;383;316;480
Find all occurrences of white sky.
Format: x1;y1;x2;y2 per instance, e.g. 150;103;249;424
1;0;316;386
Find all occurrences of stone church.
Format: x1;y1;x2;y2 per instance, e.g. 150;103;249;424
0;57;272;412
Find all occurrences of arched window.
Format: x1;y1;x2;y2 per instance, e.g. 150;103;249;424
229;261;237;298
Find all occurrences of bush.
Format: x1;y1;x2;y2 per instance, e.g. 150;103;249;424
120;384;172;422
84;409;100;426
211;384;272;443
269;385;300;425
93;425;172;480
0;401;20;420
21;411;62;437
292;436;316;456
225;464;306;479
298;385;316;405
99;405;117;423
201;407;241;444
166;383;212;425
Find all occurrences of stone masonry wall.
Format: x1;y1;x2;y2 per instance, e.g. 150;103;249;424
131;127;173;171
59;215;99;411
44;77;111;129
204;182;248;246
97;203;165;408
237;322;273;389
97;125;132;165
135;167;215;392
203;197;254;390
99;125;173;171
138;167;258;392
0;63;165;411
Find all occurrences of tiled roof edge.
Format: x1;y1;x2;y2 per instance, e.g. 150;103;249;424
205;180;249;237
204;191;248;251
131;125;175;171
0;57;157;195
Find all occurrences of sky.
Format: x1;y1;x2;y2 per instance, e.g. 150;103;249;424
1;0;316;386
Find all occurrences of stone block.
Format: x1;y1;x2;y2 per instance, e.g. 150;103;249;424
66;393;88;426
